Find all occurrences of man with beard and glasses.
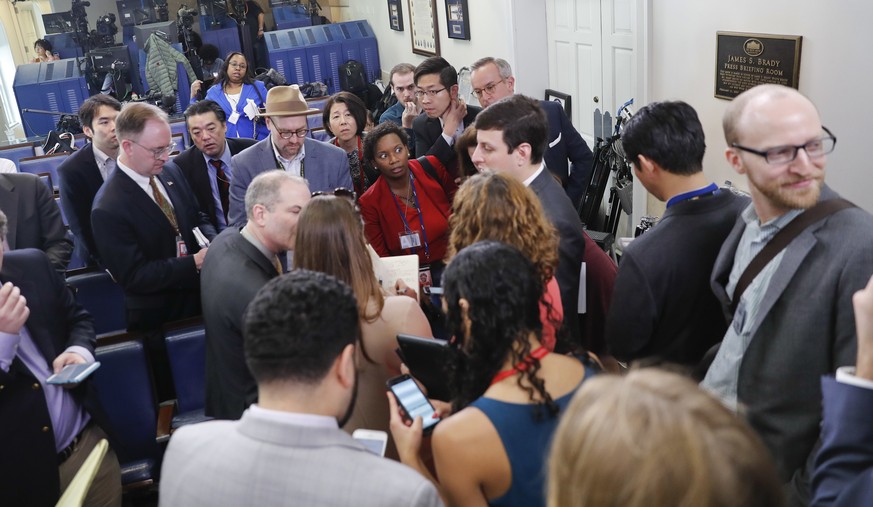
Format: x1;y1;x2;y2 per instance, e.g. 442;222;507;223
701;84;873;506
159;270;442;507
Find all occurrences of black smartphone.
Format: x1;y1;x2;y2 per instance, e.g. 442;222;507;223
386;374;441;434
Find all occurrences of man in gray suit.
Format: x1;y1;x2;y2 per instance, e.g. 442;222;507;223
701;84;873;506
202;170;310;420
471;95;586;349
160;269;442;507
228;84;351;226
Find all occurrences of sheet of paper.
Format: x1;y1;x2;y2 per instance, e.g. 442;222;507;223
369;246;420;300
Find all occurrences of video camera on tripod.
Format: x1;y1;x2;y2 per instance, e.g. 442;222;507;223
178;4;198;28
95;13;118;47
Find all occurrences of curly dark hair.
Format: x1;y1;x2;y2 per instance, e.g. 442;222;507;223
443;240;559;418
362;121;409;165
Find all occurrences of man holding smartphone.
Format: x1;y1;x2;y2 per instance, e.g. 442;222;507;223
0;210;122;506
160;270;442;506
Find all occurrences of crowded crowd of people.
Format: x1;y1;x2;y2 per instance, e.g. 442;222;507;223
3;47;873;507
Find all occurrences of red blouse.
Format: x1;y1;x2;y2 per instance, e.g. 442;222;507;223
360;156;456;265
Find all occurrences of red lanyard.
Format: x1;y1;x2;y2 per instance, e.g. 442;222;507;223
490;346;549;386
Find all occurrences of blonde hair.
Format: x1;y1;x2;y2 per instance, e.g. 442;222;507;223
115;102;169;142
448;171;558;282
547;369;784;507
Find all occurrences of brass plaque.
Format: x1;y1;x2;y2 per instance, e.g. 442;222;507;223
715;31;802;100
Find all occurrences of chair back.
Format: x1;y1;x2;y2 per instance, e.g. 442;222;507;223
66;269;127;336
164;323;208;418
18;153;69;192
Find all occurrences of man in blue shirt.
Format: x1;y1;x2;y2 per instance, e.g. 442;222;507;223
379;63;420;153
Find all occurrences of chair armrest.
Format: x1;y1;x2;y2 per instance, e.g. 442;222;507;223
156;400;175;444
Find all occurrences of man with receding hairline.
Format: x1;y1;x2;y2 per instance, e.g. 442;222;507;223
701;83;873;505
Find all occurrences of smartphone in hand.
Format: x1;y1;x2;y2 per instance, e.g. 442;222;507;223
47;362;101;385
352;429;388;457
386;374;441;434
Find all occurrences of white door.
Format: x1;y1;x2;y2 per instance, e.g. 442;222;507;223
546;0;649;225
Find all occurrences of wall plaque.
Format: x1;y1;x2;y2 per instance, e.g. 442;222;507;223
715;31;802;100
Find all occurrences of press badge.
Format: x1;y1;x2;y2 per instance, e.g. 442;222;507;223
227;111;240;124
176;235;188;257
399;231;422;250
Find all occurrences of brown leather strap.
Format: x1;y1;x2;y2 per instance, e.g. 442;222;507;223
730;198;855;314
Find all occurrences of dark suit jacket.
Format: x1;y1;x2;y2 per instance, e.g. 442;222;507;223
91;163;217;331
710;185;873;504
0;249;104;506
0;173;72;274
529;168;585;347
540;100;595;208
412;106;481;176
170;138;257;229
812;376;873;507
57;143;105;267
201;227;279;419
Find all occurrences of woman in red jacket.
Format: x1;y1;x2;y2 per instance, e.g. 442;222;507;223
360;122;457;292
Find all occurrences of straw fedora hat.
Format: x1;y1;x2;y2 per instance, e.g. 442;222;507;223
261;84;320;117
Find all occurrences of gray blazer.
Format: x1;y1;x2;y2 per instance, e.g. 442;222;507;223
201;227;279;420
228;136;352;226
529;168;585;346
710;185;873;502
159;408;443;506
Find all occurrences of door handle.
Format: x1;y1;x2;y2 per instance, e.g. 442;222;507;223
593;96;600;103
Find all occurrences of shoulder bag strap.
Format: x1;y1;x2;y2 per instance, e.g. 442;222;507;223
730;198;856;313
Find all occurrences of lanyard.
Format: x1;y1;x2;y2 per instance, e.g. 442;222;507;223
273;149;305;178
390;172;430;259
490;346;550;386
666;183;719;208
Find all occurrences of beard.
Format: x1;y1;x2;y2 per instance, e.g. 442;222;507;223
337;370;359;428
749;173;823;213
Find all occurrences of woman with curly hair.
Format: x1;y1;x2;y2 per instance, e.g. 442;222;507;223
389;241;597;507
294;195;432;459
448;171;563;350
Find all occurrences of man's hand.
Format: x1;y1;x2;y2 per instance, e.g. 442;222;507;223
190;80;202;100
854;274;873;380
401;101;422;129
0;282;29;334
52;351;87;374
194;247;209;270
441;97;467;138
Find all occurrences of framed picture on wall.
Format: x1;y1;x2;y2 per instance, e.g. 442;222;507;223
408;0;439;56
387;0;404;31
545;89;572;119
445;0;470;40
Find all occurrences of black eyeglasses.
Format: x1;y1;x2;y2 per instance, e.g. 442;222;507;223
312;187;357;201
731;126;837;165
276;128;309;140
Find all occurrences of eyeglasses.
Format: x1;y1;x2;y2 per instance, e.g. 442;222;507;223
472;79;505;99
228;62;247;69
130;139;176;159
312;187;356;201
414;88;447;99
731;127;837;165
275;128;309;140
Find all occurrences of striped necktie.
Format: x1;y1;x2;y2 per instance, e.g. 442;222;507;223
149;176;179;233
209;159;230;223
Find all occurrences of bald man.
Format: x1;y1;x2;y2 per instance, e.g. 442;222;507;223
701;84;873;505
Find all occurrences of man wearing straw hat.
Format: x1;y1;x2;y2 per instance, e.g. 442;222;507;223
228;85;351;226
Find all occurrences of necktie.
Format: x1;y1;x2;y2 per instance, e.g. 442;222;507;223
149;176;179;233
272;256;283;274
209;159;230;223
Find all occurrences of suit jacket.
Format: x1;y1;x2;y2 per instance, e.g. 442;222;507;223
0;173;72;274
91;164;217;331
540;100;595;208
0;249;105;506
200;227;278;419
57;143;104;267
412;106;481;176
710;185;873;503
228;137;351;226
529;168;585;347
170;137;257;229
159;408;443;506
811;376;873;507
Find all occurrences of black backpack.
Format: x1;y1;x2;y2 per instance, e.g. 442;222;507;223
339;60;368;94
371;85;397;121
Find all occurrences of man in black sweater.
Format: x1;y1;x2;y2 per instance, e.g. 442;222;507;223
605;100;747;373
